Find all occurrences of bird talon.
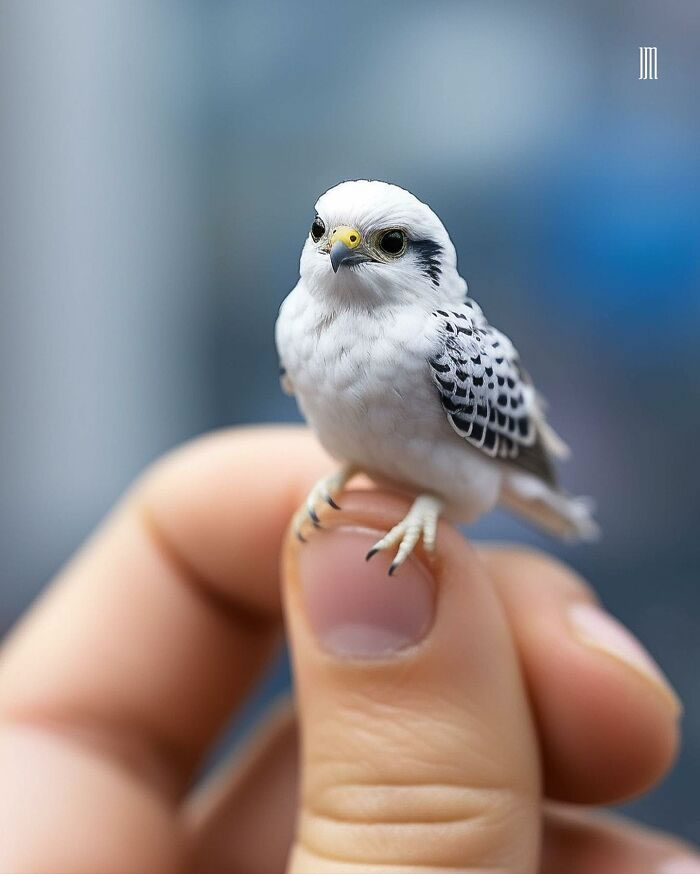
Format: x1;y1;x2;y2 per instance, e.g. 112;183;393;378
293;465;356;545
363;495;443;573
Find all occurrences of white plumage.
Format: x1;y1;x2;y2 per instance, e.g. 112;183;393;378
276;180;597;572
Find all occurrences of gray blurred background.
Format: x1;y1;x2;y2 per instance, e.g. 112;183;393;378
1;0;698;842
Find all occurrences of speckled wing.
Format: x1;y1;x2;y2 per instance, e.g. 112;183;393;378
428;299;558;485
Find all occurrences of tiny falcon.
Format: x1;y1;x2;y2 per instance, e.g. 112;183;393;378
276;180;598;573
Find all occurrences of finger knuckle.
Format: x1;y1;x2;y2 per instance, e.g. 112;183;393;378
299;779;537;870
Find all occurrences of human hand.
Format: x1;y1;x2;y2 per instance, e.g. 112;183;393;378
0;427;695;873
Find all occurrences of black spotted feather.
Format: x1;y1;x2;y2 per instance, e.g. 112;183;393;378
429;301;557;486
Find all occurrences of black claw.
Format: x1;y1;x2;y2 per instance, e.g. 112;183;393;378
365;547;379;562
308;506;321;526
296;530;307;543
388;562;398;576
326;495;341;510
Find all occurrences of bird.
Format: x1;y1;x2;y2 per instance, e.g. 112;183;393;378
275;180;598;574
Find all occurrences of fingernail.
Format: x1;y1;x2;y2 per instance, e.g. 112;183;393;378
568;603;682;714
298;527;435;658
658;855;700;873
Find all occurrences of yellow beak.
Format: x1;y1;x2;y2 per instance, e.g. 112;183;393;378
329;226;362;272
330;226;361;249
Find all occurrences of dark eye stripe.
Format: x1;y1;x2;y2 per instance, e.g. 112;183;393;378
411;239;443;286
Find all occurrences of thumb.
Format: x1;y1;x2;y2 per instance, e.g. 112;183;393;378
282;492;541;874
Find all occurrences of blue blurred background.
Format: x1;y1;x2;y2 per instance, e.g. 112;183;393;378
1;0;698;843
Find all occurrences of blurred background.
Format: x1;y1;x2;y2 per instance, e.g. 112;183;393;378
1;0;698;843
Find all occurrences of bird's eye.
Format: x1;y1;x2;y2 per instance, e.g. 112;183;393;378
379;229;406;256
310;216;325;242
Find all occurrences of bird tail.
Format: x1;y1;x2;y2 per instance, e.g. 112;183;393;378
499;470;599;542
530;389;571;460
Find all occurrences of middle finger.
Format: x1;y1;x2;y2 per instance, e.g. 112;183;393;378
480;546;680;804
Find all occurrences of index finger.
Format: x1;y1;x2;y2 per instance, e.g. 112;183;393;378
0;426;331;801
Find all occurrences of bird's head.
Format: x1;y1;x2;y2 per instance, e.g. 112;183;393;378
299;180;466;308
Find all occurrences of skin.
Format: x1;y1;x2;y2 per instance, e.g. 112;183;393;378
0;426;695;873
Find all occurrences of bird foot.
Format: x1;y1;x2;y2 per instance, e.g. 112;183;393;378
293;465;356;542
366;494;443;575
